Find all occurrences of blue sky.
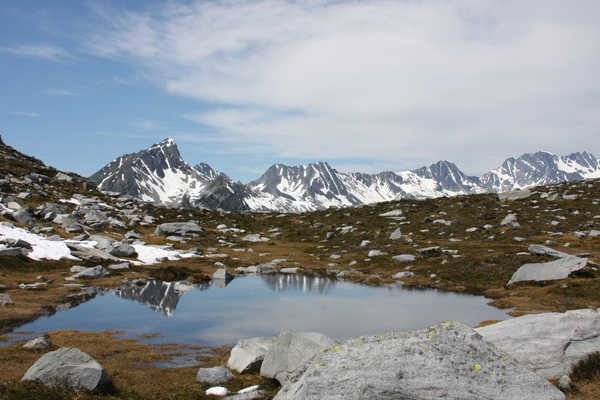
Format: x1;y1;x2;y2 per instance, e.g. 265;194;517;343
2;1;599;182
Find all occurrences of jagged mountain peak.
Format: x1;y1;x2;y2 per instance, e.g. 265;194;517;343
90;139;600;213
89;139;217;205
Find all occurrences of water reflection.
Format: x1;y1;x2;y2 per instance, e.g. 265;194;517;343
12;274;510;347
115;280;209;316
261;274;335;294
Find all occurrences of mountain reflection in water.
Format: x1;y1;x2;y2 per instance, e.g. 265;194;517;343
115;280;209;316
261;274;335;294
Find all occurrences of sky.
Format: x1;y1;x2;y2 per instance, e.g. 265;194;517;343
2;0;600;183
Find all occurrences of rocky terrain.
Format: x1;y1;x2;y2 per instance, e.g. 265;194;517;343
89;138;600;212
1;136;600;398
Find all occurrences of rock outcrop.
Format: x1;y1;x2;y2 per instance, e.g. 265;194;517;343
274;322;564;400
476;308;600;378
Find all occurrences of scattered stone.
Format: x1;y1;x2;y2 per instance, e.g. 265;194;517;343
68;265;109;280
392;271;414;279
228;337;277;373
213;268;233;281
392;254;415;262
260;331;335;385
497;189;534;201
54;172;73;182
196;366;234;384
275;322;564;400
66;243;121;264
501;213;520;227
23;334;53;350
360;240;371;247
206;387;229;396
476;308;600;378
379;209;402;217
416;246;441;257
280;267;301;274
367;249;386;257
0;293;13;306
389;228;402;240
528;244;570;258
507;256;587;285
155;222;203;237
242;234;269;242
21;347;111;391
109;243;138;258
108;262;130;271
465;227;478;233
125;230;144;240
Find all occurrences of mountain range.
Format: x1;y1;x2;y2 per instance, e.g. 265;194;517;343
89;138;600;212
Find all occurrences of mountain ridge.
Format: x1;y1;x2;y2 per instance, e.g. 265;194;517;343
88;138;600;212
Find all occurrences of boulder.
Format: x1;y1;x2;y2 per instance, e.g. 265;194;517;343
497;189;534;201
124;230;144;240
213;268;233;281
0;293;13;306
66;243;121;264
23;334;54;350
21;347;111;391
392;271;414;279
379;209;402;217
228;337;277;373
476;308;600;378
389;228;402;240
155;222;203;237
367;250;386;257
501;213;520;227
242;234;269;243
206;387;229;396
196;366;234;384
507;256;588;285
108;262;130;271
260;331;335;385
69;265;109;280
416;246;441;257
392;254;415;262
13;209;34;225
274;322;564;400
109;243;138;258
528;244;570;258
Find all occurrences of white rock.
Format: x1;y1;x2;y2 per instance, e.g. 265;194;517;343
477;308;600;378
507;256;587;285
206;386;229;396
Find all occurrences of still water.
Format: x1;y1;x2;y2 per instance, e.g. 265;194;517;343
13;274;508;346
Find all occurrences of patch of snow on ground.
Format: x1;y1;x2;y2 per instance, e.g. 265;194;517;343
132;242;196;265
0;223;76;261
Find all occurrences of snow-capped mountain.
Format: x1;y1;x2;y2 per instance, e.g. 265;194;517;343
89;138;218;207
90;138;600;213
480;151;600;192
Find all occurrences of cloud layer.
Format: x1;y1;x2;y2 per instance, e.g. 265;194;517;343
0;44;70;62
88;0;600;173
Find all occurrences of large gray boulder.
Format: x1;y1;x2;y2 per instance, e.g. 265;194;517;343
274;322;564;400
109;243;138;258
228;337;277;373
196;366;234;384
476;308;600;378
155;222;203;237
507;256;587;285
260;331;335;385
66;243;122;264
68;265;109;280
21;347;111;391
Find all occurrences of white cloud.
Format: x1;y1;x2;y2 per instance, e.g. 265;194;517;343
0;44;70;62
11;111;40;118
88;0;600;173
47;88;77;96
